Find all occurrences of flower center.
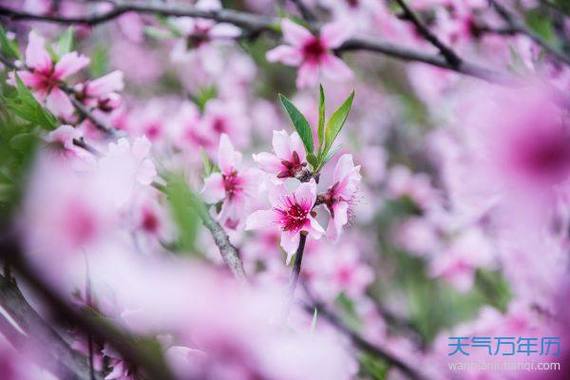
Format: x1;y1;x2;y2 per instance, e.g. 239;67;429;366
141;209;159;234
277;151;307;178
34;66;59;93
302;37;326;63
223;170;243;200
277;199;309;232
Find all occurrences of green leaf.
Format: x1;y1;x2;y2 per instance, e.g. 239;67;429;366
307;152;318;168
317;84;325;152
164;174;201;253
323;90;354;158
0;26;20;60
56;27;74;57
279;94;314;153
89;44;109;77
3;76;58;130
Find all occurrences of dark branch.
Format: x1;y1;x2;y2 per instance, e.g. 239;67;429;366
0;2;509;82
289;0;317;23
490;0;570;66
393;0;462;67
288;232;307;298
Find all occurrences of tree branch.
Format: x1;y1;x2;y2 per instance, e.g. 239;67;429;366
198;207;248;283
393;0;461;67
289;0;317;23
489;0;570;66
0;2;509;82
0;236;176;380
0;273;105;380
288;232;307;298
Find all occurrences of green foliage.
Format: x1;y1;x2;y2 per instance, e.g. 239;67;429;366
526;10;557;45
89;43;109;77
164;174;202;253
3;76;58;131
55;27;74;58
322;90;354;160
0;70;59;221
0;26;20;60
279;94;314;153
279;87;355;172
193;86;218;112
359;353;389;380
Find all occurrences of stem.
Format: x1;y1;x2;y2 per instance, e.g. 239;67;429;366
288;232;307;299
0;2;509;82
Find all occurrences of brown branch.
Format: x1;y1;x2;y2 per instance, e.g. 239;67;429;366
301;287;427;380
288;232;307;298
0;2;509;82
0;273;105;380
490;0;570;66
0;236;177;380
197;206;248;283
393;0;461;67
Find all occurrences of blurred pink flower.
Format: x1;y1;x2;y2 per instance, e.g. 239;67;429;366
15;31;89;118
74;70;124;112
202;134;258;229
266;19;352;88
322;154;361;241
253;130;308;180
246;180;324;262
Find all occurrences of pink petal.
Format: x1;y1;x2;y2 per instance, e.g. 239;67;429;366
294;180;317;210
218;134;240;174
326;201;349;241
320;22;353;49
252;152;283;174
268;181;289;210
17;70;45;91
245;209;276;231
321;55;353;81
26;31;52;71
281;19;313;46
210;23;242;38
289;132;307;162
201;173;225;204
46;88;74;117
54;52;90;80
266;46;303;66
296;62;319;89
272;130;292;160
308;216;325;238
137;159;157;185
86;71;124;97
281;230;300;263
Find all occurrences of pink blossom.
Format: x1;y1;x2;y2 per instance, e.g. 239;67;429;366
322;154;361;241
252;130;308;180
15;31;89;118
246;180;324;262
200;99;250;148
266;19;353;88
202;134;258;229
74;70;124;112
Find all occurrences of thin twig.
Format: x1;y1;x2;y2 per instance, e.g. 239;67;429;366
490;0;570;66
0;236;176;380
0;273;105;380
393;0;461;67
288;232;307;298
0;2;509;82
289;0;317;23
198;207;249;283
301;285;427;380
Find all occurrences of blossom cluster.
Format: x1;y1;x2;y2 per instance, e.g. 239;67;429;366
0;0;569;380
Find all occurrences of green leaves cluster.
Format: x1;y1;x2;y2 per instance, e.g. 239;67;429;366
164;173;203;253
0;76;58;221
0;26;20;61
279;85;355;173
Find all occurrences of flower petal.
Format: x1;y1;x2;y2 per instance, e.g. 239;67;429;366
281;19;313;46
245;209;276;231
272;130;292;160
320;22;353;49
290;131;307;162
281;230;300;263
321;55;353;81
253;152;283;174
266;45;303;66
327;201;349;241
25;31;52;71
296;62;319;88
210;23;242;38
54;52;90;80
294;180;317;210
46;88;74;118
218;134;240;174
201;173;225;204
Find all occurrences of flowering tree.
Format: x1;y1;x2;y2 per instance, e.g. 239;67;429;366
0;1;569;380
